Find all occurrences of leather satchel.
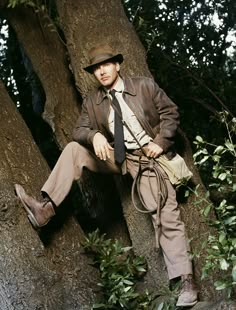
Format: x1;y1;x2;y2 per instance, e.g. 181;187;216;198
157;154;193;185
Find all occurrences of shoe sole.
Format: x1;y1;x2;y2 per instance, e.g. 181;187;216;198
176;300;198;307
14;184;41;229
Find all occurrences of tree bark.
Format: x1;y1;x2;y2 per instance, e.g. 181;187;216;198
6;7;80;148
55;0;151;97
0;81;100;309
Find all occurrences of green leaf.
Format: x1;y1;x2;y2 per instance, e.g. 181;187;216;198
92;303;107;308
157;302;164;310
219;199;227;208
225;141;235;152
220;259;229;270
212;155;221;162
214;281;227;290
218;173;227;181
232;265;236;282
233;183;236;192
203;204;211;217
124;286;132;292
214;145;225;154
198;155;209;164
224;216;236;225
136;266;146;272
122;246;133;252
219;233;226;244
195;135;204;143
123;279;134;285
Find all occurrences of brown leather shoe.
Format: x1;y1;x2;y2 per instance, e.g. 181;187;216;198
176;275;198;307
15;184;55;228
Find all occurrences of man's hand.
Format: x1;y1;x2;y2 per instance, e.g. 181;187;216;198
93;132;113;160
144;141;163;158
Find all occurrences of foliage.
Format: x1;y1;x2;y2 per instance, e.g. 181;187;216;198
123;1;236;295
82;230;182;309
7;0;61;35
82;229;158;309
193;111;236;297
8;0;46;11
123;0;236;142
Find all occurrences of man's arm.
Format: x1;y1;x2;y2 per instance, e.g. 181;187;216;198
73;99;99;146
73;99;112;160
151;80;180;152
139;78;179;158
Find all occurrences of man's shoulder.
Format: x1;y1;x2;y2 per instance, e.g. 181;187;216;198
124;76;157;93
83;86;104;103
125;76;154;84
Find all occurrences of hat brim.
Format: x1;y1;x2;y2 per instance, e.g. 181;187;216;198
84;54;123;74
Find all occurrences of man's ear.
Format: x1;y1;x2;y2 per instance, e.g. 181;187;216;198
116;62;120;72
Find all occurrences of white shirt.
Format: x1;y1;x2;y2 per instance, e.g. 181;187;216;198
106;77;152;150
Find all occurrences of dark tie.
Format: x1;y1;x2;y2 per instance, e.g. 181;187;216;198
110;89;126;164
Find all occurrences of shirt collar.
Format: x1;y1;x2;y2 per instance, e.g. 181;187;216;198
103;76;124;95
96;77;136;104
112;76;124;93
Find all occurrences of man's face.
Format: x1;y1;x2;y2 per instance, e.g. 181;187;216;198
93;62;120;89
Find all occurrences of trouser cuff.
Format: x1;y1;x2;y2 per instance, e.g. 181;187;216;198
167;260;193;280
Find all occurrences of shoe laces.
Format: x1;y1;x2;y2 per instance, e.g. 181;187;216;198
42;198;51;208
181;278;194;292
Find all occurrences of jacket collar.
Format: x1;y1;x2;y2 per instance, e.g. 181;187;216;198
95;77;136;104
123;77;136;96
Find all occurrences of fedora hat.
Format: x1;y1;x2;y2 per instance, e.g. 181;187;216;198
84;45;123;74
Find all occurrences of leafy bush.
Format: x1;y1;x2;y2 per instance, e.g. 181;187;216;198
193;111;236;297
82;229;157;309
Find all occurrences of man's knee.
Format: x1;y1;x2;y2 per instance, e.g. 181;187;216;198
65;141;88;153
66;141;80;150
64;141;94;162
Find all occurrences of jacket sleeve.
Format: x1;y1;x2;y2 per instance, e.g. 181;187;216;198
72;98;99;147
151;80;180;152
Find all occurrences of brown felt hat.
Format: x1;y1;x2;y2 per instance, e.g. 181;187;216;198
84;45;123;74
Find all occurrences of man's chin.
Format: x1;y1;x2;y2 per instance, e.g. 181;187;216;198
101;81;112;89
99;76;119;89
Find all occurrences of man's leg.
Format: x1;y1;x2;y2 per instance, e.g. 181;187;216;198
15;141;120;227
42;141;121;206
126;153;197;306
157;177;192;279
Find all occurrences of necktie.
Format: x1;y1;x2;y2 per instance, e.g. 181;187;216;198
110;89;126;164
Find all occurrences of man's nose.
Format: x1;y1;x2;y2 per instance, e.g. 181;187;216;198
100;66;104;75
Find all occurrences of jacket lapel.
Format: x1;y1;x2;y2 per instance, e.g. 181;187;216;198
93;90;112;136
123;78;155;139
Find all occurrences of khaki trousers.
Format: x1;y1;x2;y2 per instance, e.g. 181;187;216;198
42;141;192;279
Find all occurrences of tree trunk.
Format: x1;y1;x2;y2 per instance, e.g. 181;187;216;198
7;4;129;237
55;0;151;97
55;0;219;300
0;81;100;309
6;7;80;148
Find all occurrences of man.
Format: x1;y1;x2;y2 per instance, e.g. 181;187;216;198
15;45;198;307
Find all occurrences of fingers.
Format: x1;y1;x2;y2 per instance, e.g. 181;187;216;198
93;133;111;160
145;142;163;158
94;144;110;160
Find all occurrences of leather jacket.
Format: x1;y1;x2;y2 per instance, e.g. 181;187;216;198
73;77;179;157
